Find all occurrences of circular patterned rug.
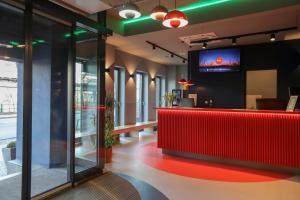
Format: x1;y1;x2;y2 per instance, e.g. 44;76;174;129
139;142;292;182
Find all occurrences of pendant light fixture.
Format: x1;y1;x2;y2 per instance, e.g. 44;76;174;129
119;1;141;19
178;79;187;85
163;0;188;28
150;0;168;21
186;80;194;86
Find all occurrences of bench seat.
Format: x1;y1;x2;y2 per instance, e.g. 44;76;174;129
112;121;157;135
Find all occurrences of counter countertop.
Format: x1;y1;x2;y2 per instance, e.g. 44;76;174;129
155;107;300;115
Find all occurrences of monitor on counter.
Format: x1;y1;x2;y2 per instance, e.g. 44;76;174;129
199;48;240;72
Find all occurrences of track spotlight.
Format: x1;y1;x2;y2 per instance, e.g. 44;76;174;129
153;45;156;50
232;38;237;45
270;33;276;42
171;54;174;58
183;59;186;63
202;42;207;49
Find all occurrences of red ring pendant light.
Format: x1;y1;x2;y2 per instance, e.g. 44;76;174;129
163;0;188;28
178;78;187;85
151;0;168;21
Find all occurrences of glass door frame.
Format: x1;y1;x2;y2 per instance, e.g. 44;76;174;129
1;0;111;199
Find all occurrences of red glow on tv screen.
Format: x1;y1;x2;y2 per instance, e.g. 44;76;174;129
199;48;240;72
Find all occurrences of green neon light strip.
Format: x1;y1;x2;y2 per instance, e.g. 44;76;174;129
123;0;232;25
9;41;20;46
64;29;87;38
9;40;47;47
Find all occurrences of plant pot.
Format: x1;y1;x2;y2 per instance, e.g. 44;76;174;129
104;147;112;163
2;147;16;162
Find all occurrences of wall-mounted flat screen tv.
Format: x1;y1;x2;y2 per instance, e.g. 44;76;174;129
199;48;240;72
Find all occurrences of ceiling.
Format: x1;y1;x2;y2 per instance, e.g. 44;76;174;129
107;4;300;66
51;0;300;66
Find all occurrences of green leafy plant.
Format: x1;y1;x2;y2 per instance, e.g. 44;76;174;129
162;92;176;106
6;141;16;148
104;92;115;149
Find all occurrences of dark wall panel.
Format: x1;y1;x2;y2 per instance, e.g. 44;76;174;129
188;40;300;108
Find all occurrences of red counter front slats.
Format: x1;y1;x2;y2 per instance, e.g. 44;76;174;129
157;109;300;169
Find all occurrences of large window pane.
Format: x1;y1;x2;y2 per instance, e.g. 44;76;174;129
0;3;24;200
30;14;70;197
136;73;144;122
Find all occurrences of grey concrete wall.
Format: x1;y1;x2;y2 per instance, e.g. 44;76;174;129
105;44;167;124
166;65;188;92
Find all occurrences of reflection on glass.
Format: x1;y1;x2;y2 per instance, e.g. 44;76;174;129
0;3;23;199
30;15;70;197
75;27;98;173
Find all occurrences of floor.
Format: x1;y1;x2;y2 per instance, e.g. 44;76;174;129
53;172;141;200
0;167;67;200
105;132;300;200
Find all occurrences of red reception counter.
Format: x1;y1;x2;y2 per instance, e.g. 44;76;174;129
157;108;300;170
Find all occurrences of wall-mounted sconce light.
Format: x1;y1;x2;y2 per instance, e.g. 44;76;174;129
270;33;276;42
105;68;110;73
130;73;135;78
151;77;156;82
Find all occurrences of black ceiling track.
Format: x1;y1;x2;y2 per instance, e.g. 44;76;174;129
190;26;298;44
146;40;187;63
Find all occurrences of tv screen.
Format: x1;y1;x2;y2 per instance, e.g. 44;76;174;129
199;48;240;72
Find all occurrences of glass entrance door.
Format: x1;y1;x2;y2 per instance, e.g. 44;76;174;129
74;24;102;177
0;1;107;198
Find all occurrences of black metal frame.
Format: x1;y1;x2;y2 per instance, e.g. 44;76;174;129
97;11;106;170
67;21;76;185
0;0;109;198
22;0;33;199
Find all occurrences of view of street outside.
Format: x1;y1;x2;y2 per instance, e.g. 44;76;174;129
0;60;18;178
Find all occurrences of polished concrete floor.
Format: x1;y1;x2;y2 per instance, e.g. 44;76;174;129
105;132;300;200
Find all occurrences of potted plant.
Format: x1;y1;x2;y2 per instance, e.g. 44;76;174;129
2;141;16;162
162;92;176;107
104;93;115;163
